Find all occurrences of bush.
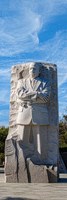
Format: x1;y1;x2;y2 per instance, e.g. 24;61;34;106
59;115;67;148
0;127;8;165
0;153;4;165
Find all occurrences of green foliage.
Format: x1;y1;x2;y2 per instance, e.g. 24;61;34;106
59;115;67;148
0;153;4;165
0;127;8;165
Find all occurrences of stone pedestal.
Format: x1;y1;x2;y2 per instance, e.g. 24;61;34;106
26;159;48;183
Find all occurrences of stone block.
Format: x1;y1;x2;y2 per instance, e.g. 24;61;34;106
27;159;49;183
5;154;17;176
6;174;17;183
5;138;17;174
47;168;57;183
17;143;28;183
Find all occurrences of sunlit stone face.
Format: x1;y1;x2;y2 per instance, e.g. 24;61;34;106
29;63;39;79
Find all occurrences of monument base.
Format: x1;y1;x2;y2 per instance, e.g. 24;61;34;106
26;158;57;183
5;157;58;183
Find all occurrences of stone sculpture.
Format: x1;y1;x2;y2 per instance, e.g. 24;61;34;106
5;62;59;182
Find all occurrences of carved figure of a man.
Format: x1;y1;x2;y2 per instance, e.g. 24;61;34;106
17;63;51;164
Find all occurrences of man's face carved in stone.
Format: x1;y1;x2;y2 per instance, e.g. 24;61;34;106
29;64;39;79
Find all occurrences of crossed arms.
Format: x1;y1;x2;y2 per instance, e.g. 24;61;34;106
17;81;51;103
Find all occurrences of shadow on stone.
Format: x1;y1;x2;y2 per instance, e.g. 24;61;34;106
5;198;36;200
47;168;57;183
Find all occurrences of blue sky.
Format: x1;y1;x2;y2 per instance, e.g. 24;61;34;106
0;0;67;126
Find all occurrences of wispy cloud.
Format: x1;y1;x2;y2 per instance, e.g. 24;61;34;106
0;0;67;56
0;68;10;107
0;1;42;56
0;68;10;77
0;90;10;104
34;30;67;88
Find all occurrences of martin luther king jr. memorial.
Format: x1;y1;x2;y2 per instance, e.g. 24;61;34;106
5;62;59;183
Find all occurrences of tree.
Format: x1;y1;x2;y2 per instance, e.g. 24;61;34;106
59;115;67;148
0;127;8;165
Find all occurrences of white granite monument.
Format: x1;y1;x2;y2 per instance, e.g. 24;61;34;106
5;62;59;182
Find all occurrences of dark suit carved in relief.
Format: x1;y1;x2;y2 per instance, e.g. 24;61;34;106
17;77;51;125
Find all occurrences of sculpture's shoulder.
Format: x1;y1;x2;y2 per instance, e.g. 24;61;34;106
38;77;49;86
17;78;26;88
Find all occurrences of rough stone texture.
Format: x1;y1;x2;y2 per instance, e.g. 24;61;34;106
47;168;58;183
26;159;58;183
17;142;28;183
5;138;18;182
5;139;17;174
5;174;17;183
26;159;49;183
5;62;59;182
